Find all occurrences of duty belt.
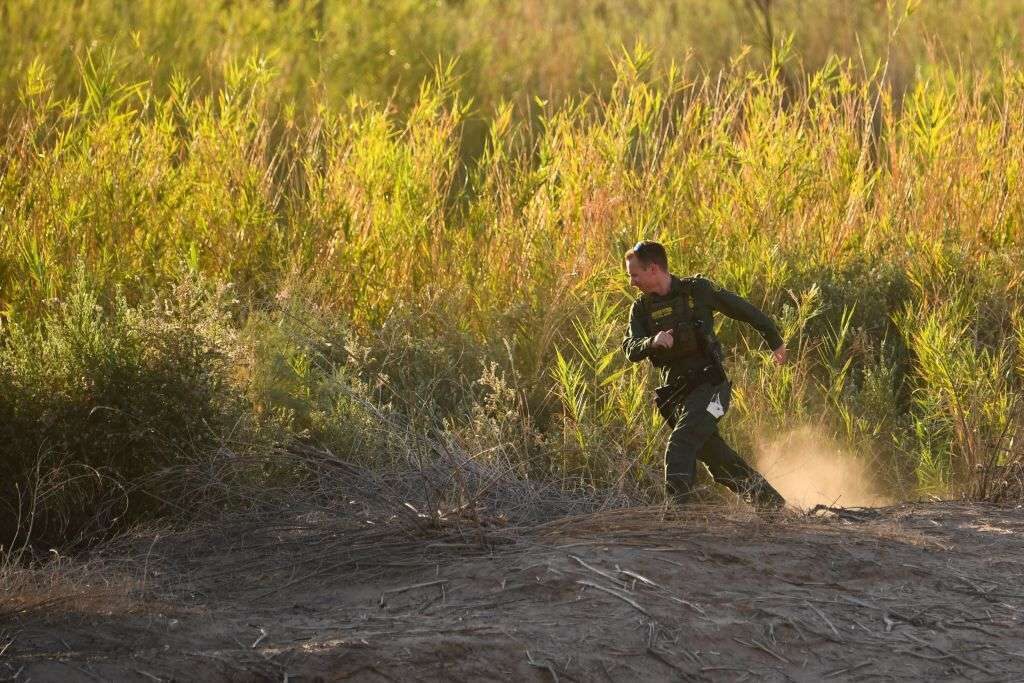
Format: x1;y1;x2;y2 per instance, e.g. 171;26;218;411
654;364;726;420
678;363;726;395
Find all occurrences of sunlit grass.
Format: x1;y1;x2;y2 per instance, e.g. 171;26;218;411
3;2;1024;550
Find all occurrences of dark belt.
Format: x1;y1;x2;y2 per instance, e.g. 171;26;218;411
653;364;726;421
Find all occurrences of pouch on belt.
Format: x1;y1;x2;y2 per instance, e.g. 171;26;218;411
654;384;687;422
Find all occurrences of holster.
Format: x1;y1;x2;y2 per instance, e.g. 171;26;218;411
654;384;687;422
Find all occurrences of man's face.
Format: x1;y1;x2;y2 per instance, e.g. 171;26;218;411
625;256;662;294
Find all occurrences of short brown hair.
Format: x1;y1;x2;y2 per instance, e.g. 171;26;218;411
625;240;668;271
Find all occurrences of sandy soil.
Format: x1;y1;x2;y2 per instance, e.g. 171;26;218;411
3;501;1024;682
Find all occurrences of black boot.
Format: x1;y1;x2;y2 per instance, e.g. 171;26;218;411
750;476;786;513
666;474;694;505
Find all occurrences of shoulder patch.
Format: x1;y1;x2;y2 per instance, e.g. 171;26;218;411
690;275;719;292
685;276;718;310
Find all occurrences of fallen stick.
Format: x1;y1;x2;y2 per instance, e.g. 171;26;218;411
947;619;1004;638
824;660;873;678
701;665;758;676
526;650;560;682
665;594;707;616
902;633;997;676
569;555;625;586
251;558;358;600
647;555;687;568
619;569;659;587
576;580;650;616
378;579;448;607
804;600;842;640
734;637;790;664
251;627;268;649
646;646;682;672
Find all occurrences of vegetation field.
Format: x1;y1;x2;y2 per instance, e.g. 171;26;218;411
3;0;1024;560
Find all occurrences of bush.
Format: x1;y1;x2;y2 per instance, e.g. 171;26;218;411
0;272;246;550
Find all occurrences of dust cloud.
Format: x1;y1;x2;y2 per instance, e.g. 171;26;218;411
754;426;891;509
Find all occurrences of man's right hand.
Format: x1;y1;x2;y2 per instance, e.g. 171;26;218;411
652;329;675;349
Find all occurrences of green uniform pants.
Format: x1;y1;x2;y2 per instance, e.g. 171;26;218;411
663;381;784;509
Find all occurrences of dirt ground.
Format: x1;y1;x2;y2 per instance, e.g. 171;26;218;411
3;501;1024;682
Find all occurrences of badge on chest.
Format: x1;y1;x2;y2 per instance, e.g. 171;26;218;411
651;306;674;321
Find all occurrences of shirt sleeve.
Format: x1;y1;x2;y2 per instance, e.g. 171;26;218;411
622;299;654;362
701;279;784;351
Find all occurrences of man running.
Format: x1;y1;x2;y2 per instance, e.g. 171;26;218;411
622;240;787;509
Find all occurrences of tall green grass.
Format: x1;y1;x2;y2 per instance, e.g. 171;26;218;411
3;2;1024;553
4;0;1024;125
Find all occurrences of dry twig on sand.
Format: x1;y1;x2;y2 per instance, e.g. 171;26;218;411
379;579;448;607
576;579;650;616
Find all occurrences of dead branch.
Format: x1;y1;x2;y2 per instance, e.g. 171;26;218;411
576;580;650;617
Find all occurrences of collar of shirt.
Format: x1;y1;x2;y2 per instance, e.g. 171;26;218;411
650;274;684;300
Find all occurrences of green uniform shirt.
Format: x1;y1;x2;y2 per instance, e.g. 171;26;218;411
622;275;784;386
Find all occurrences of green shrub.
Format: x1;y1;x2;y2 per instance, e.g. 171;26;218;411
0;271;246;549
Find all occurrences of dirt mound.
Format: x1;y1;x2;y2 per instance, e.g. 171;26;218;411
4;502;1024;681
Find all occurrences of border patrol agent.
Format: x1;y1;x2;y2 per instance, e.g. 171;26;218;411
622;240;787;510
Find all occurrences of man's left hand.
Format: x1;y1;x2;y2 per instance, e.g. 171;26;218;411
772;344;787;365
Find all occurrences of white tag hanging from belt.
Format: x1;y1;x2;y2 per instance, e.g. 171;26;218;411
706;392;725;418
